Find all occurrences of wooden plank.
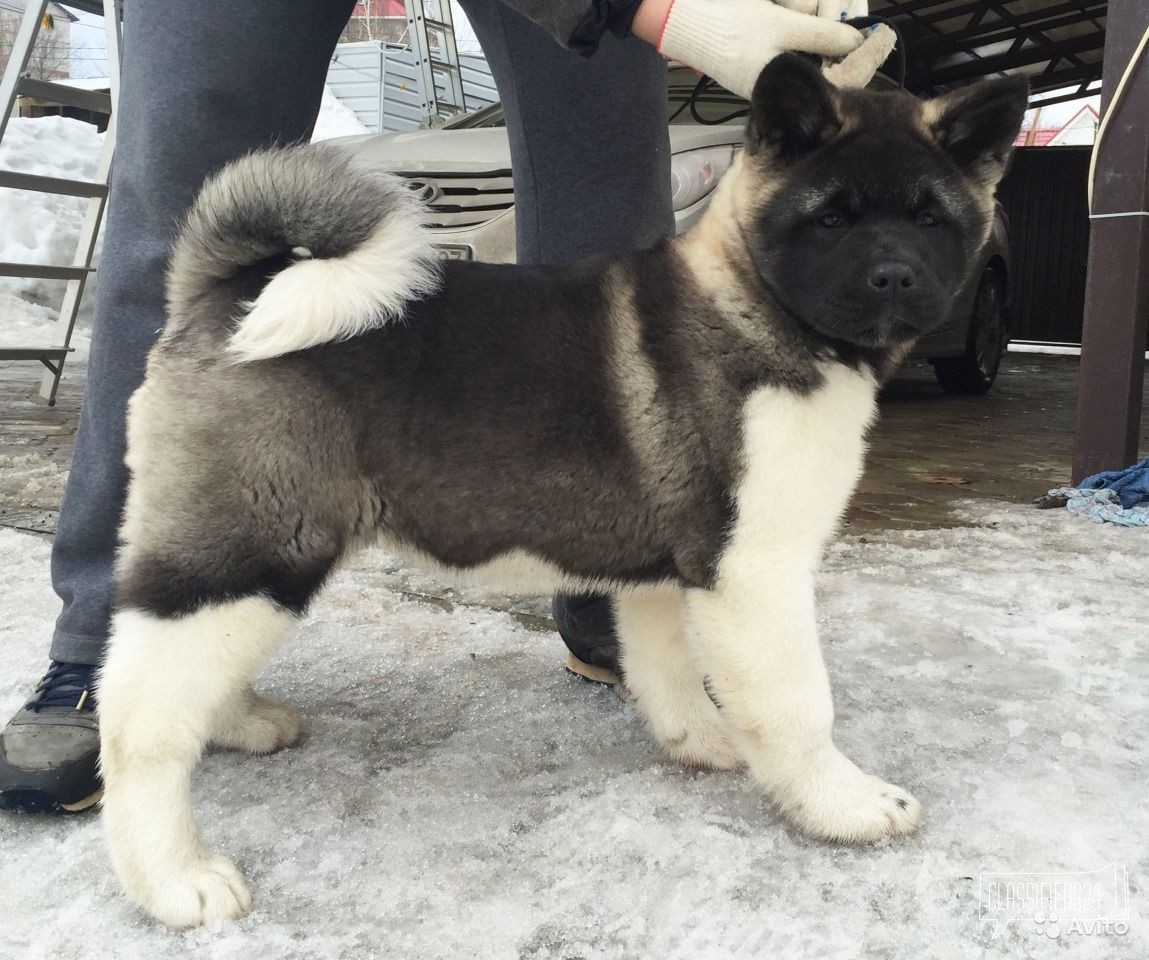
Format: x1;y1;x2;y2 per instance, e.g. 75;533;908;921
0;507;58;536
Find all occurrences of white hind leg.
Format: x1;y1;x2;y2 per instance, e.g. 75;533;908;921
98;597;296;928
615;589;742;770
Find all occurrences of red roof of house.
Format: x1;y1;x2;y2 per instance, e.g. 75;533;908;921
1014;103;1099;147
351;0;406;16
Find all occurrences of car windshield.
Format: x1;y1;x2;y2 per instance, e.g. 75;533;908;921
444;66;750;130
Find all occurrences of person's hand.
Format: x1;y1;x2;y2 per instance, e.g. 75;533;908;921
822;22;896;88
773;1;899;92
648;0;868;99
772;0;869;22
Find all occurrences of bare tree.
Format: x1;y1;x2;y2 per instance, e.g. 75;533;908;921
0;10;72;80
0;13;17;73
340;1;408;44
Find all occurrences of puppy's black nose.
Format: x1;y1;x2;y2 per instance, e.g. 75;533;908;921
868;262;916;292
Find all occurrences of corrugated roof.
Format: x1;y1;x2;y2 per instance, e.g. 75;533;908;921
871;0;1106;103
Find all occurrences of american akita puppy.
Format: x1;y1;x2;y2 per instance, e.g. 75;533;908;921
97;55;1027;926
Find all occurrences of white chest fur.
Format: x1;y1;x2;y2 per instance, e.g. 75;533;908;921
675;362;922;842
724;362;878;567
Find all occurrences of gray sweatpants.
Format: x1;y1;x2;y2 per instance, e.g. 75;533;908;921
49;0;673;664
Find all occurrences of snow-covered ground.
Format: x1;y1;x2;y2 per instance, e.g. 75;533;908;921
1;502;1145;959
0;90;368;357
2;75;1145;960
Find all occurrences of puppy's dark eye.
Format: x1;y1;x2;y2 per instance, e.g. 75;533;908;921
817;211;845;228
916;211;939;227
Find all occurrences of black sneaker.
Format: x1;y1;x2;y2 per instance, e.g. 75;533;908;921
552;593;621;685
0;662;101;814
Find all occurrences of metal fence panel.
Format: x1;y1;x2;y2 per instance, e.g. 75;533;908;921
997;146;1092;346
326;42;497;133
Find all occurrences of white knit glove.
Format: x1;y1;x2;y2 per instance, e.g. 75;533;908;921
774;0;901;90
773;0;869;21
823;22;896;88
658;0;877;98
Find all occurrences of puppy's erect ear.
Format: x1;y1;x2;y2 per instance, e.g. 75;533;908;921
927;76;1029;186
747;53;841;163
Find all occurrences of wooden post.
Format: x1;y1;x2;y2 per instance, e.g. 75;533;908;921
1071;2;1149;482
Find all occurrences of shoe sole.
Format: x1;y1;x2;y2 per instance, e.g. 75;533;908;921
563;652;621;686
0;786;102;815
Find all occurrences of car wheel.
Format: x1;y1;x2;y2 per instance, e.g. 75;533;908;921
931;267;1008;395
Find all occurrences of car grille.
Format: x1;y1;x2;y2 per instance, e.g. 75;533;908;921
399;171;515;230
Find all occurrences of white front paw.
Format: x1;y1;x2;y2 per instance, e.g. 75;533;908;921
124;854;252;928
771;747;923;843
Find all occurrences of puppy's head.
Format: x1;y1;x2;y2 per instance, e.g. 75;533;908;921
730;54;1027;350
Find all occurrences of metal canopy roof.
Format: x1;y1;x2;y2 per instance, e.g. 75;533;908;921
870;0;1107;104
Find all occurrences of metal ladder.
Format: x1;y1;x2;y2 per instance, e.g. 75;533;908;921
0;0;121;404
403;0;465;126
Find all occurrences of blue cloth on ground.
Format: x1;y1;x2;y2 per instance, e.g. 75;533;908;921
1078;455;1149;509
1046;486;1149;527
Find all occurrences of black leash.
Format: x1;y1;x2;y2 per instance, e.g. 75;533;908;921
682;14;906;126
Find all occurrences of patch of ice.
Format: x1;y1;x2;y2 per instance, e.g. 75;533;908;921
1;501;1146;958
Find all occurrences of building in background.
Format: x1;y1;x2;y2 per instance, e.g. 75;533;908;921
17;74;110;129
340;1;482;52
1015;97;1100;148
341;0;409;44
0;0;75;80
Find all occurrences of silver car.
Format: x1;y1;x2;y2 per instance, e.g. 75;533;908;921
332;68;1011;393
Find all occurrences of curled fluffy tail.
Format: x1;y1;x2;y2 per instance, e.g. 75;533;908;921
166;145;440;362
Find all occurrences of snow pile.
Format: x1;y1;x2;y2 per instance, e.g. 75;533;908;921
0;89;369;355
0;116;105;290
1;502;1145;959
0;116;105;354
311;87;371;142
0;286;84;355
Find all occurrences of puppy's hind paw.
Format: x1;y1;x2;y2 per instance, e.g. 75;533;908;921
659;716;745;772
211;689;302;755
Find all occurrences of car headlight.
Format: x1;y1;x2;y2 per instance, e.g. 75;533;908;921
670;146;735;211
